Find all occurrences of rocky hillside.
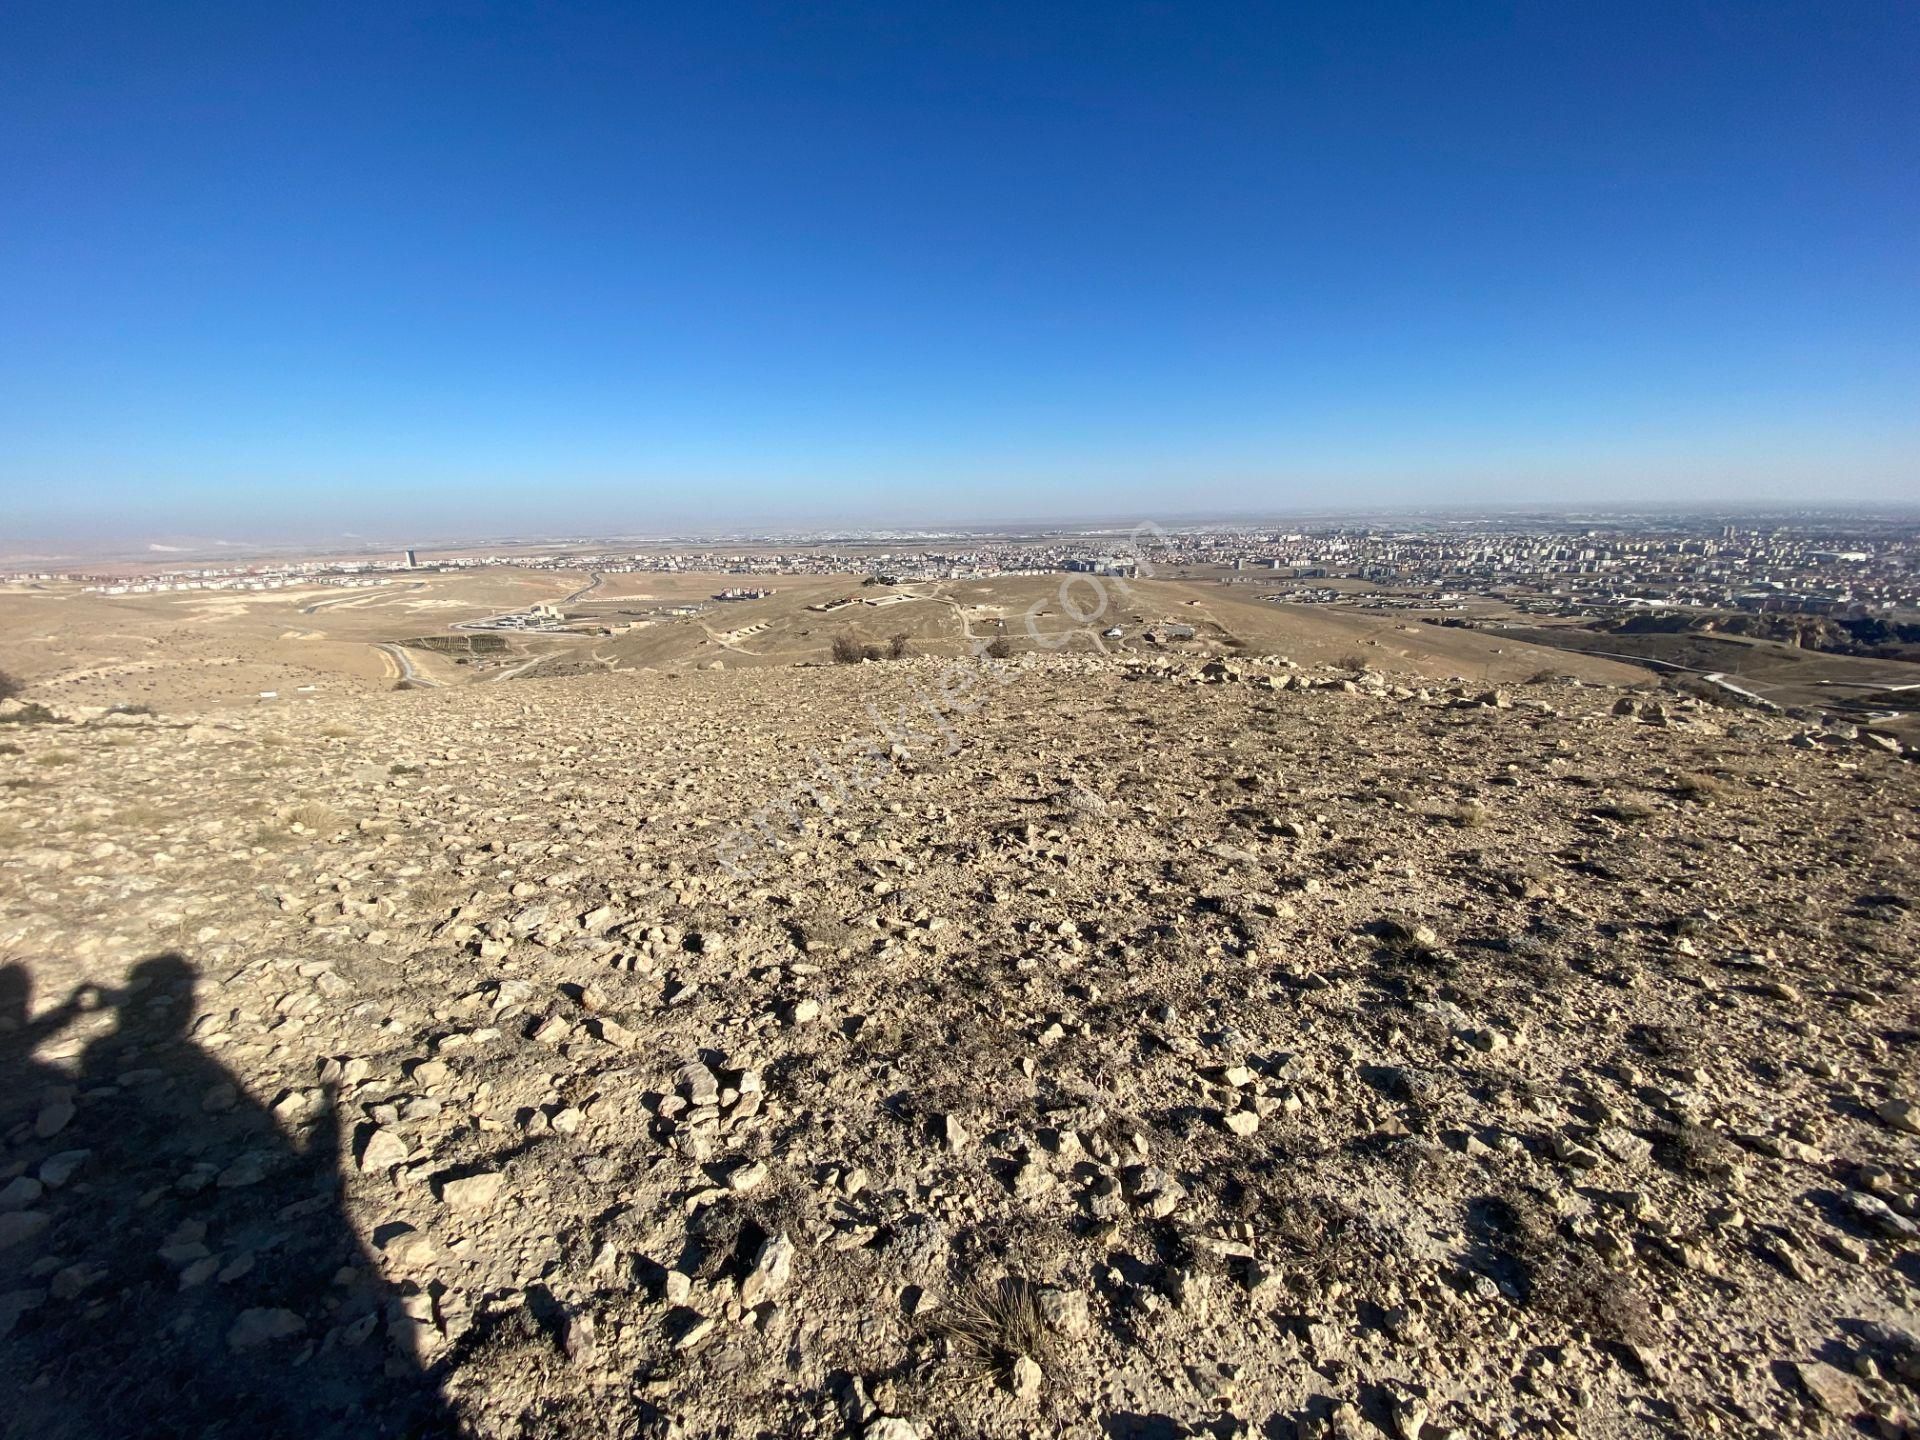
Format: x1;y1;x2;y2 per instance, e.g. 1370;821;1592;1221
1;655;1917;1440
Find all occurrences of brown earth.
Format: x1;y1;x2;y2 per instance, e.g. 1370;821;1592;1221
0;573;1647;717
1;654;1917;1440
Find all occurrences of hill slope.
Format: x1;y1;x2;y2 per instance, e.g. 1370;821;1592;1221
1;658;1916;1439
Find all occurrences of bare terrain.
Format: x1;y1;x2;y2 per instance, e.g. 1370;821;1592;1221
1;637;1917;1440
0;573;1644;716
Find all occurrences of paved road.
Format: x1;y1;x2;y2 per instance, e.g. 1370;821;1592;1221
491;652;552;682
373;642;440;687
560;571;604;605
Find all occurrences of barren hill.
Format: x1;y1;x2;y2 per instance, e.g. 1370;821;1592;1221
2;655;1917;1440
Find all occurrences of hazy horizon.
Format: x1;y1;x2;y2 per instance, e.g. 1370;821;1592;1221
11;497;1920;570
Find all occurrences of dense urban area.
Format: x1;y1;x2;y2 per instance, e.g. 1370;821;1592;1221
10;511;1919;623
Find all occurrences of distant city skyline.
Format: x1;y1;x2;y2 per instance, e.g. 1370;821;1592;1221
3;3;1916;540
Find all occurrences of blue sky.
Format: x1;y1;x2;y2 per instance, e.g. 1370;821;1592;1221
2;2;1915;542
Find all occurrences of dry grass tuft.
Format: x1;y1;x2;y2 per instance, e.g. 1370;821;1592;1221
32;749;79;767
1671;771;1731;802
1371;914;1443;961
1482;1190;1651;1346
929;1277;1056;1379
1655;1119;1739;1178
281;801;345;832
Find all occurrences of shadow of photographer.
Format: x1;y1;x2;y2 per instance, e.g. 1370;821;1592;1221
1;952;457;1439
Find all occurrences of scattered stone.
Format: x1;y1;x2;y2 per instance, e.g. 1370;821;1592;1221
1011;1157;1054;1198
1794;1360;1861;1417
1877;1097;1920;1135
678;1062;720;1105
1037;1287;1090;1338
34;1098;75;1139
1551;1134;1602;1168
740;1232;796;1306
672;1312;716;1350
1390;1395;1431;1440
227;1307;306;1350
726;1159;770;1192
359;1127;409;1172
1009;1353;1042;1401
0;1177;44;1212
37;1151;88;1188
440;1171;505;1210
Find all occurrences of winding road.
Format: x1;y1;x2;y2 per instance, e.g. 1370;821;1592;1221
373;642;440;687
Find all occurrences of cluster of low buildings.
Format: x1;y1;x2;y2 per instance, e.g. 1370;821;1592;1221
13;514;1914;626
1134;517;1919;620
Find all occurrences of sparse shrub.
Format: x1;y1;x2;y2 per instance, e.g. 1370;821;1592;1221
1477;1190;1651;1345
1655;1119;1738;1178
1598;796;1656;822
1372;914;1442;958
928;1277;1057;1382
1249;1187;1369;1288
0;741;20;756
0;669;21;703
1672;771;1730;803
32;749;78;767
1063;786;1110;823
281;801;344;833
318;724;356;739
830;634;867;664
984;635;1014;660
0;701;59;726
887;632;911;660
1334;651;1371;672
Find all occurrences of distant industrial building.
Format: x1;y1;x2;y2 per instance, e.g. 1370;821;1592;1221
404;548;419;567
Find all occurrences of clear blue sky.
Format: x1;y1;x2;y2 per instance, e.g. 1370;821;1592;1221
3;2;1915;543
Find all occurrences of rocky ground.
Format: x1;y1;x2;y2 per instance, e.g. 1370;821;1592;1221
1;653;1917;1439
